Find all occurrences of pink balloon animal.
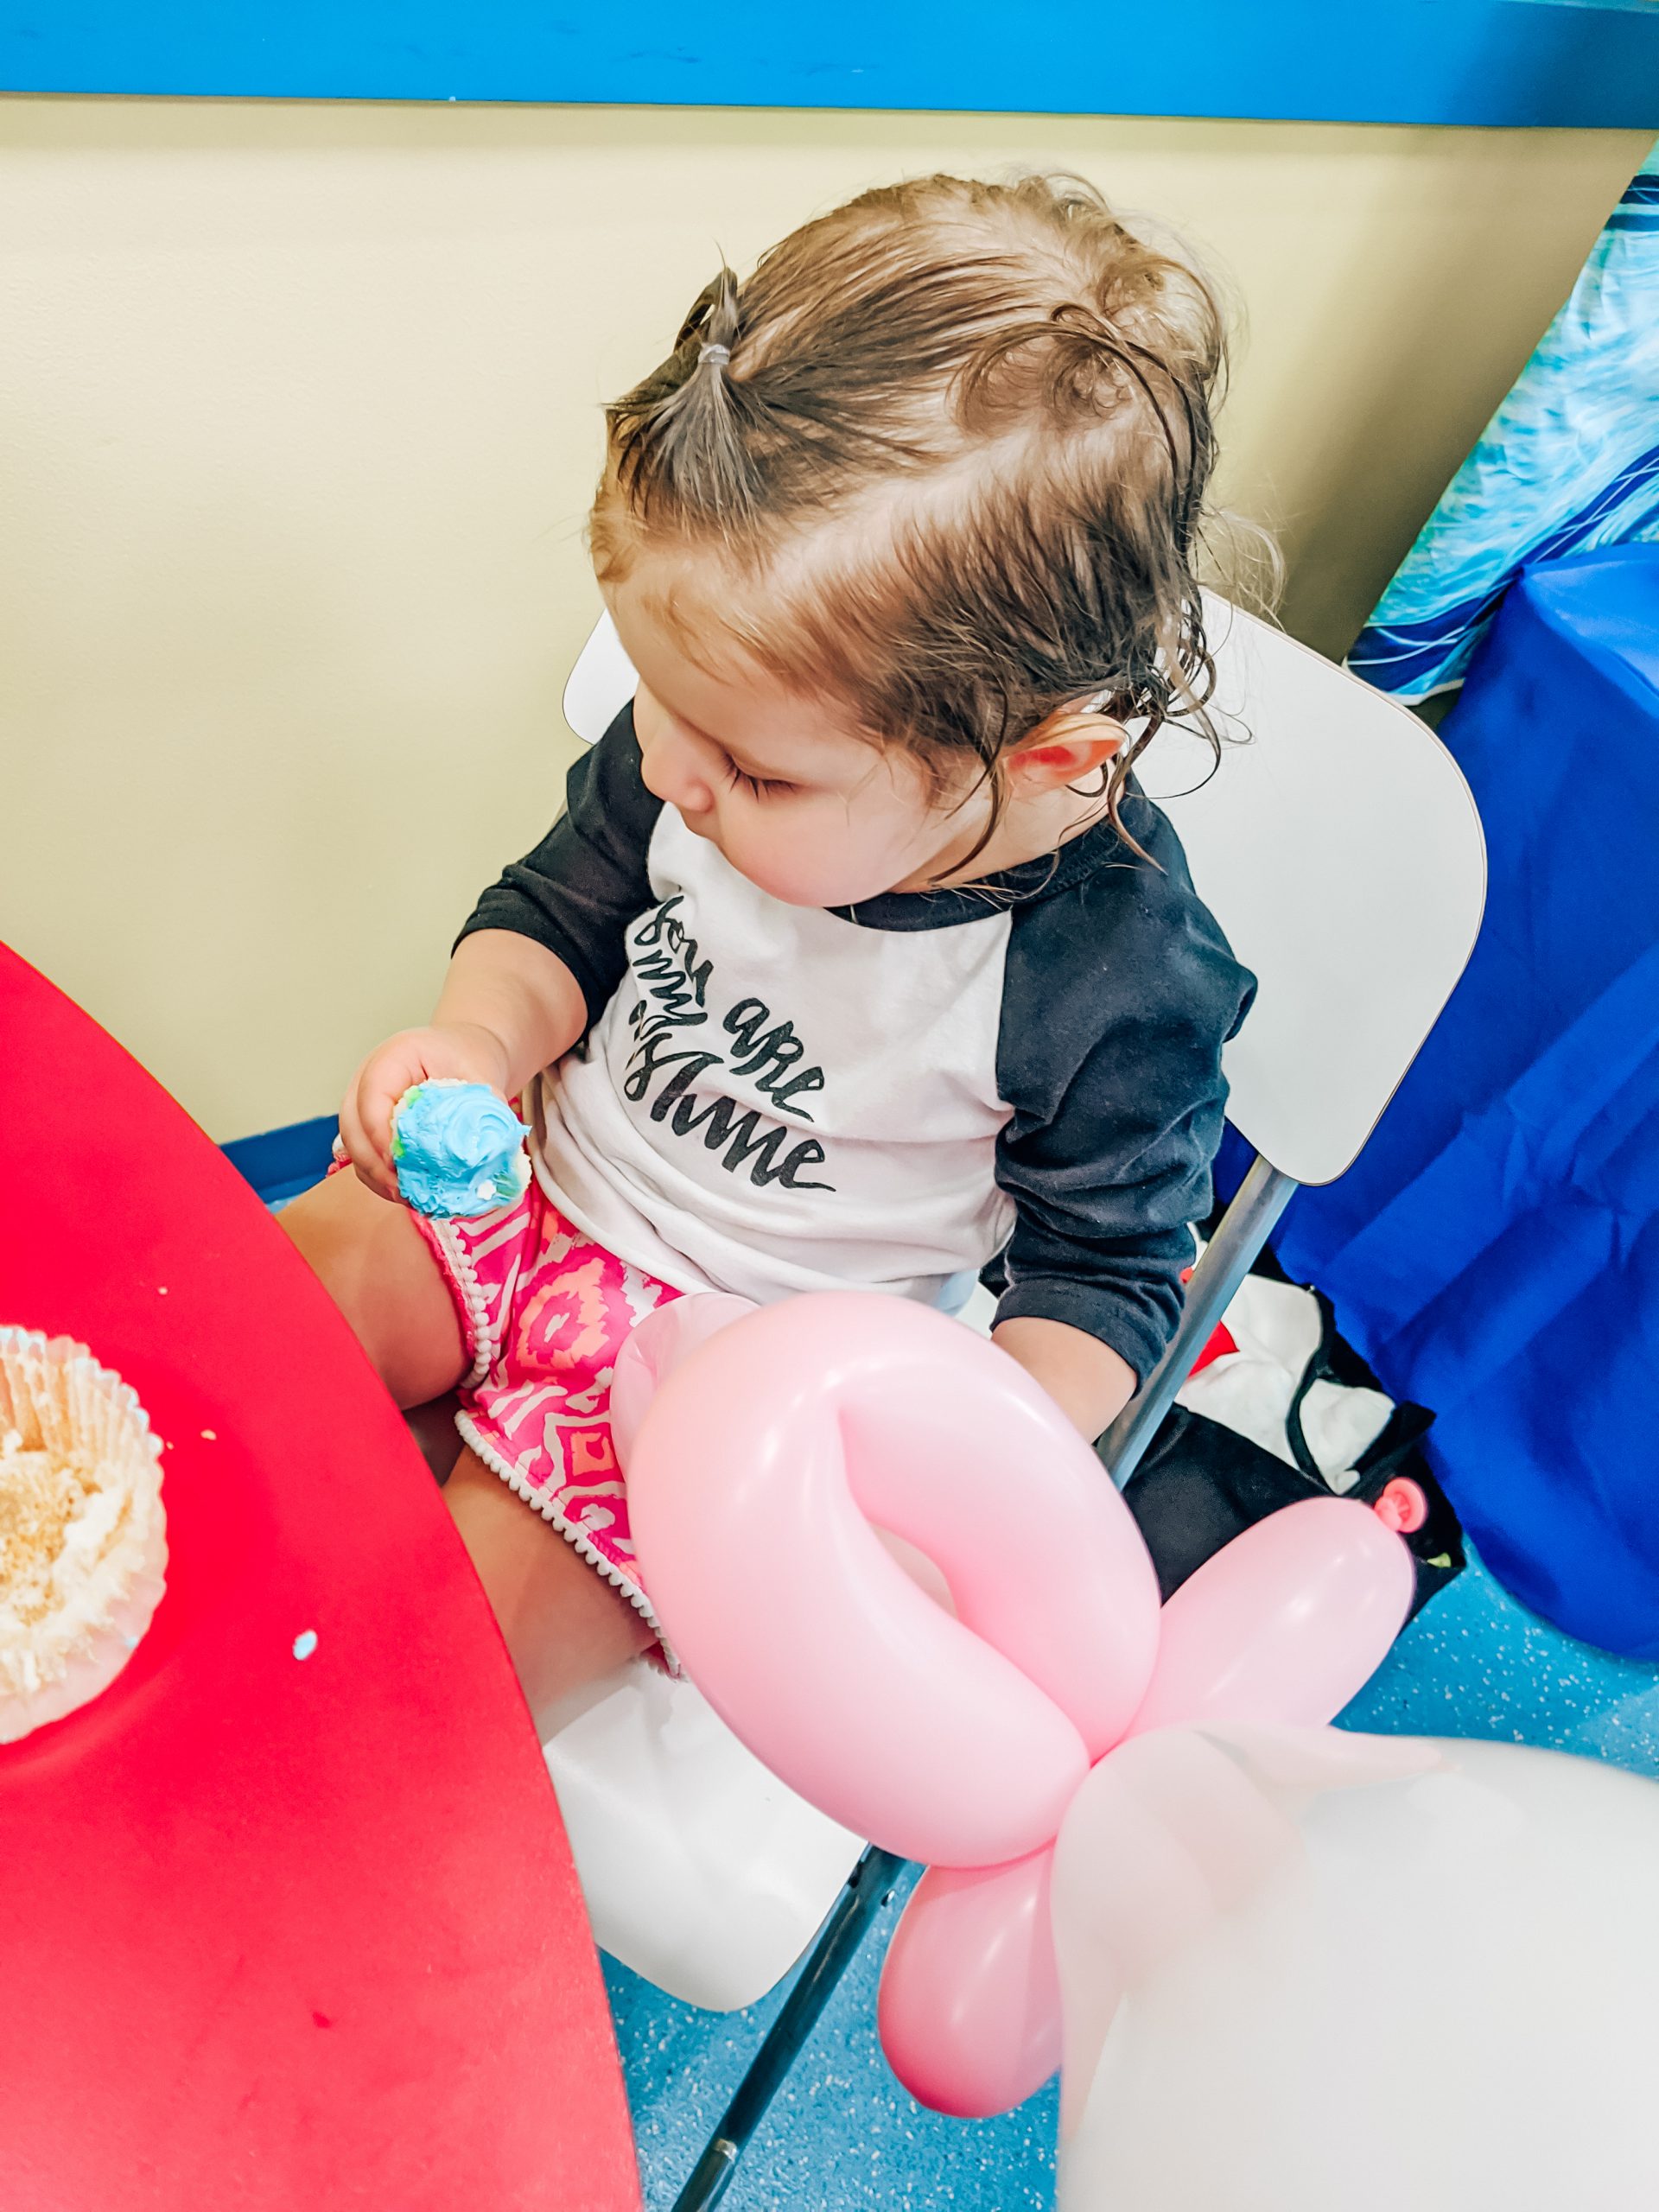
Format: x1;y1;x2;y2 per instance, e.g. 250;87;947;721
620;1291;1415;2118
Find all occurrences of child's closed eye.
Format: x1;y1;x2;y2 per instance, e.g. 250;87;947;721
725;761;798;801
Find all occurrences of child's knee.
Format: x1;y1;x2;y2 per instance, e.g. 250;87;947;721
276;1168;366;1292
277;1170;466;1407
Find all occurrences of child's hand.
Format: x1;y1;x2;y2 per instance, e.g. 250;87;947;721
339;1023;514;1202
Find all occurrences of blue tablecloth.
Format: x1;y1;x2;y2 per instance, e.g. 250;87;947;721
1257;543;1659;1657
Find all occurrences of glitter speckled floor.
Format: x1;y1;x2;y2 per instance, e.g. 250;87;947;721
608;1552;1659;2211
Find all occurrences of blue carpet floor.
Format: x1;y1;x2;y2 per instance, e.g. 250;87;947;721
610;1553;1659;2210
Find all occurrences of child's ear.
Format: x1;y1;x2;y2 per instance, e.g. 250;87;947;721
1004;708;1123;795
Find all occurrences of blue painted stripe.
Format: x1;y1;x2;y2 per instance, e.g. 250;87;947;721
3;0;1659;124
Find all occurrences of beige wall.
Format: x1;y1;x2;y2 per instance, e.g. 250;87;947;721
1;97;1645;1139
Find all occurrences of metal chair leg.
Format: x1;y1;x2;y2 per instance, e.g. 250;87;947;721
671;1847;908;2212
1096;1153;1297;1490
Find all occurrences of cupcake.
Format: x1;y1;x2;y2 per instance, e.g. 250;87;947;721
0;1327;168;1744
391;1078;532;1218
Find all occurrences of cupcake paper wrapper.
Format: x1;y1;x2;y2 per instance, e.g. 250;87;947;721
0;1327;168;1743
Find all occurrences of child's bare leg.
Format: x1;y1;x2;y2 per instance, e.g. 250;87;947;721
444;1448;653;1735
280;1167;466;1408
281;1171;651;1727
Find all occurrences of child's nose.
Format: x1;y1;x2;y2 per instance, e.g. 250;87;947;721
639;721;716;817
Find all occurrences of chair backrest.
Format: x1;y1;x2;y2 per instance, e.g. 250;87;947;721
563;600;1484;1186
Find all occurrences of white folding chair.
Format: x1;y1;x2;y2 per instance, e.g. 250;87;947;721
547;598;1487;2209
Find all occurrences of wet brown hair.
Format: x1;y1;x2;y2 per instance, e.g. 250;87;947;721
592;172;1252;862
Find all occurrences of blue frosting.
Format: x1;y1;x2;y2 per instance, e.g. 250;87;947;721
390;1080;531;1218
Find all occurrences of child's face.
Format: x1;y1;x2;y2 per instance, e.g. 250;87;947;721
603;563;987;908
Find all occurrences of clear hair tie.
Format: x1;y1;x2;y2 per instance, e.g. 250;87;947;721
699;341;733;368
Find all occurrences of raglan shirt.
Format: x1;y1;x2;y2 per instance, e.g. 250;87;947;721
459;703;1255;1384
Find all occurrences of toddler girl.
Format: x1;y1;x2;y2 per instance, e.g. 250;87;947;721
283;172;1255;1732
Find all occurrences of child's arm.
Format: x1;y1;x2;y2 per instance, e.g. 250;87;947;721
340;702;660;1199
987;806;1256;1446
433;930;589;1087
340;932;588;1200
992;1315;1136;1440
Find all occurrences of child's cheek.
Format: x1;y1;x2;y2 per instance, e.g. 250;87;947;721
733;816;901;909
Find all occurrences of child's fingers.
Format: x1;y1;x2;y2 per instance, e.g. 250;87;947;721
352;1145;400;1203
337;1082;376;1162
354;1071;409;1172
338;1086;399;1202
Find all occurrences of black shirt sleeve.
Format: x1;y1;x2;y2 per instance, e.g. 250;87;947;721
455;702;663;1030
989;798;1255;1384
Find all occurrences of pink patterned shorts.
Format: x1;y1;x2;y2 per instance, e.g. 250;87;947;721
411;1179;682;1642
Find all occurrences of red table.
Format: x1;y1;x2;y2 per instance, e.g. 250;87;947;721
0;948;641;2212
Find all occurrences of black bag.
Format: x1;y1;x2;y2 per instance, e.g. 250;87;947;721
1122;1246;1465;1620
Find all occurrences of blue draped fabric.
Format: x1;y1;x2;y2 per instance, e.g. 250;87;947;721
1259;544;1659;1657
1349;143;1659;702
